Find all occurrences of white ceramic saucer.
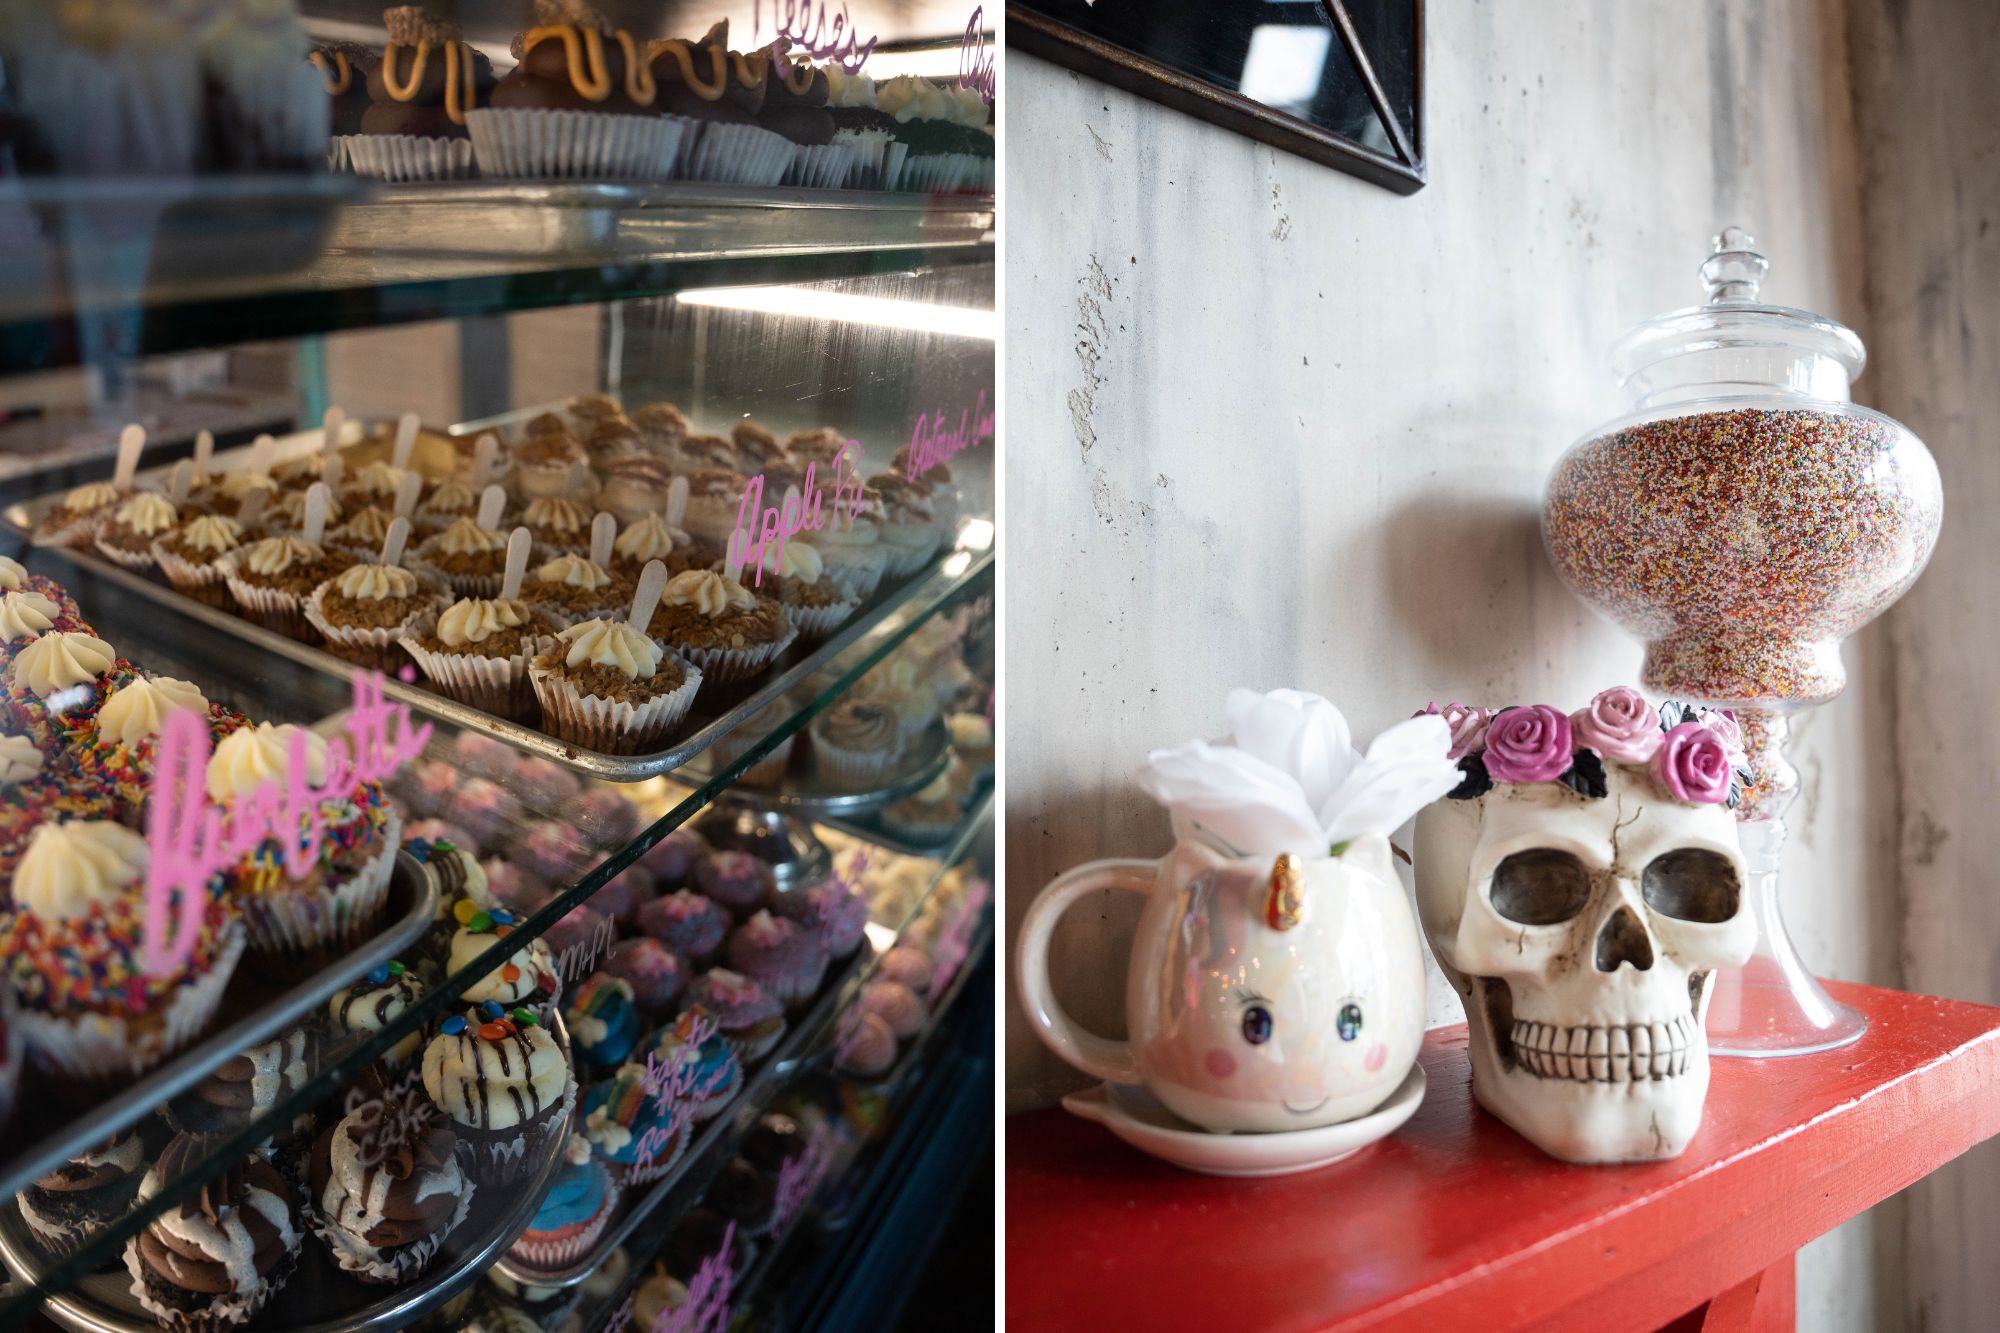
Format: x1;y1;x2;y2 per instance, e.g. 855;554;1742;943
1060;1065;1426;1177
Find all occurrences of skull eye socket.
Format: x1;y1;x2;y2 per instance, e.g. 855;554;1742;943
1641;848;1741;923
1489;849;1593;925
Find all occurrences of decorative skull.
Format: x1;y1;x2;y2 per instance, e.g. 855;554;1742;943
1411;692;1757;1162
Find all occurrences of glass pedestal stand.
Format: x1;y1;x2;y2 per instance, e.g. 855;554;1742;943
1703;709;1867;1056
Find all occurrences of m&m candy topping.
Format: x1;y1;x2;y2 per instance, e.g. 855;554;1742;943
407;838;434;864
468;911;493;933
511;1007;539;1027
479;999;505;1020
491;908;515;926
441;1015;467;1035
366;963;390;985
502;964;521;983
453;899;477;925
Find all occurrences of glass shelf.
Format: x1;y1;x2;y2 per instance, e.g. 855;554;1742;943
0;180;996;377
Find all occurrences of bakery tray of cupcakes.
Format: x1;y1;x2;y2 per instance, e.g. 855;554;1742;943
2;398;990;786
0;559;443;1212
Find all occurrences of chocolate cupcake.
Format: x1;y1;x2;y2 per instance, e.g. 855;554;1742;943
644;569;796;685
470;0;678;179
123;1135;301;1332
308;40;380;139
308;1087;474;1284
164;1026;317;1146
753;48;853;188
530;616;703;755
822;67;904;188
648;22;792;185
16;1131;145;1258
343;6;492;180
420;1006;575;1186
708;1156;778;1237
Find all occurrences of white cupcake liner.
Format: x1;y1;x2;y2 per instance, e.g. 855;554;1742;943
16;924;244;1095
400;610;556;721
833;128;893;188
784;596;858;642
90;532;162;573
681;120;793;186
810;732;899;788
670;620;798;685
151;541;235;606
336;133;477;182
882;141;911;191
784;141;857;190
218;553;317;641
303;580;445;670
900;151;980;193
234;812;402;962
530;654;704;755
327;140;350;172
466;107;685;180
311;1152;474;1285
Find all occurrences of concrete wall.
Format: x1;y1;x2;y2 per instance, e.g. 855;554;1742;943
1003;3;1907;1328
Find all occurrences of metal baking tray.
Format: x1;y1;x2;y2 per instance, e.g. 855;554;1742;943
0;854;435;1204
0;1017;577;1333
491;936;875;1291
682;722;954;819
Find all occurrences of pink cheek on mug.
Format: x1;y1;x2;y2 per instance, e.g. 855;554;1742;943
1204;1048;1238;1080
1365;1042;1387;1073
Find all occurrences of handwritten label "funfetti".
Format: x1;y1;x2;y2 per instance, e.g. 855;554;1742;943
143;671;431;976
906;390;992;481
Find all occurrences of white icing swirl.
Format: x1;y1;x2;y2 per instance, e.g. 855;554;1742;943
11;631;115;695
0;555;26;589
536;555;612;591
62;482;119;512
206;722;328;802
879;74;951;123
663;569;755;618
825;67;878;108
613;514;687;563
752;538;823;584
180;514;242;554
0;734;44;784
112;492;177;535
0;590;59;643
557;618;662;679
14;821;148;920
421;1011;568;1129
218;470;275;499
437;598;529;647
243;537;319;577
351;461;407;498
334;564;419;601
432;517;504;556
97;676;208;747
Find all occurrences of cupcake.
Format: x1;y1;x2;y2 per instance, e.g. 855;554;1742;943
581;1062;686;1187
511;430;591;501
603;938;683;1020
684;969;785;1063
726;909;827;1008
740;1112;805;1176
305;561;445;670
420;1005;574;1185
878;770;963;845
797;478;887;599
674;437;739;478
0;556;82;623
307;1086;475;1284
544;904;615;982
4;630;129;749
327;960;427;1069
208;724;402;964
449;776;523;847
733;538;856;641
565;972;643;1070
879;75;985;191
566;786;643;848
123;1136;301;1331
446;909;562;1016
340;460;421;514
516;819;596;885
676;468;748;557
860;978;924;1040
0;588;73;673
693;850;774;918
776;880;870;961
401;756;462;819
512;1133;618;1271
892;442;963;530
638;891;727;966
644;570;796;685
16;1131;146;1259
708;1157;777;1238
153;514;250;608
597;455;679;526
523;553;630;627
0;820;242;1097
222;536;355;641
631;402;688;452
308;39;379;141
701;695;797;790
327;504;397;561
590;862;656;931
822;67;903;188
648;22;791;185
402;596;556;721
32;479;124;548
522;497;595;552
0;733;94;885
585;419;646;468
416;516;509;598
610;512;701;582
646;1009;742;1121
754;51;852;189
471;0;680;180
834;1009;896;1078
639;826;708;886
92;492;180;572
267;486;342;533
808;699;901;787
414;476;481;535
730;421;788;475
164;1022;316;1151
530;617;703;756
452;730;518;782
512;757;582;809
340;6;491;181
867;473;943;576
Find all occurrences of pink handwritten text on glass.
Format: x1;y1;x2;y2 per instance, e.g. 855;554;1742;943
654;1219;737;1333
905;389;992;482
752;1;877;74
959;8;995;105
725;442;868;589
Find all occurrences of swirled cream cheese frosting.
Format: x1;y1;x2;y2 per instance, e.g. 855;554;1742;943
334;564;420;601
420;478;477;517
350;461;408;498
242;537;320;577
111;493;177;535
437;598;529;647
97;676;208;746
421;1011;568;1129
556;618;661;679
825;67;878;108
179;514;243;554
275;489;341;527
15;821;148;920
12;631;115;695
0;555;26;589
0;734;44;784
525;497;590;535
879;74;951;123
432;516;504;556
751;538;824;585
947;84;989;128
218;470;276;500
337;508;394;547
536;555;613;590
0;590;59;643
449;927;556;1006
613;514;688;564
207;721;327;803
663;570;755;618
61;482;120;513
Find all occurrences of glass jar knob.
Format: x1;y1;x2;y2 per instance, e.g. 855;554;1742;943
1699;225;1769;304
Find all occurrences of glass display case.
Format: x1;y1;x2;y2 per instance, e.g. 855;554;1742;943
0;6;995;1330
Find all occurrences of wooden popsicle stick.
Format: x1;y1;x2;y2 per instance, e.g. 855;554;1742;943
590;511;617;566
166;460;194;503
393;470;423;519
665;475;689;526
380;515;412;568
392;413;419;469
322;406;346;457
477;484;507;530
472;432;499;488
303;483;331;547
501;527;532;601
192;429;214;476
238;487;271;528
247;433;277;478
323;451;345;494
628;559;668;629
113;424;145;490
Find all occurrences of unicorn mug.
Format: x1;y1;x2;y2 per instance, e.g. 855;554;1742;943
1016;830;1426;1133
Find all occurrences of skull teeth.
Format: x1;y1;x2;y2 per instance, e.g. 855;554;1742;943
1509;1017;1695;1083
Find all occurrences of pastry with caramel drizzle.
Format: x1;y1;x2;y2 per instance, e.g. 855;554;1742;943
361;6;494;141
492;0;658;116
306;39;379;136
648;21;772;125
753;41;837;146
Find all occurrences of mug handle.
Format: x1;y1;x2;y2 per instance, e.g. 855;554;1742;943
1015;858;1156;1085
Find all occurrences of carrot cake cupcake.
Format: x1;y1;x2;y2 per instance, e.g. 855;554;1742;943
530;617;702;755
414;475;481;534
329;504;397;559
222;536;355;641
91;493;180;572
513;431;590;501
522;497;594;553
597;454;678;526
153;513;250;608
305;562;445;669
643;570;795;684
402;596;555;719
867;473;942;576
632;402;688;452
611;513;701;580
523;554;630;627
415;516;509;597
32;479;124;548
734;539;856;640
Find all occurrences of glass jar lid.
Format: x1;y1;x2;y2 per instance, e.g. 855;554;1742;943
1608;226;1866;410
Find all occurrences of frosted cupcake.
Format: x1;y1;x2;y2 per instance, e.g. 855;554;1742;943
643;570;796;685
308;1087;474;1285
1;820;242;1097
808;698;901;787
866;473;943;576
597;455;678;526
123;1135;301;1330
604;938;684;1019
4;630;129;748
611;512;701;580
1;733;108;888
523;554;631;628
775;880;870;961
421;1005;574;1186
522;497;594;553
638;890;727;967
565;972;644;1070
447;907;562;1017
512;430;591;501
16;1131;145;1258
32;479;124;548
402;596;556;720
798;478;888;599
92;492;180;572
0;586;71;670
222;535;355;641
414;475;481;534
675;468;748;565
644;1009;741;1121
153;513;250;608
683;969;785;1062
328;504;397;561
733;538;857;641
725;909;827;1008
72;675;239;818
305;561;446;669
580;1061;686;1187
530;617;703;756
327;960;427;1069
416;516;509;597
513;1133;618;1271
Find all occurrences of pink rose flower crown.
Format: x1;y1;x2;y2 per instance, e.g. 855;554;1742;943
1418;689;1752;809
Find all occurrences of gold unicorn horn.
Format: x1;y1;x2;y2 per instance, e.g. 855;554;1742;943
1264;853;1304;931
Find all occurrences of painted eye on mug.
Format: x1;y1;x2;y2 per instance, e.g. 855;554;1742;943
1241;1004;1273;1045
1337;1002;1364;1042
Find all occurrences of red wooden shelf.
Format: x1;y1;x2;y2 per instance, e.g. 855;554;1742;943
1005;981;2000;1333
